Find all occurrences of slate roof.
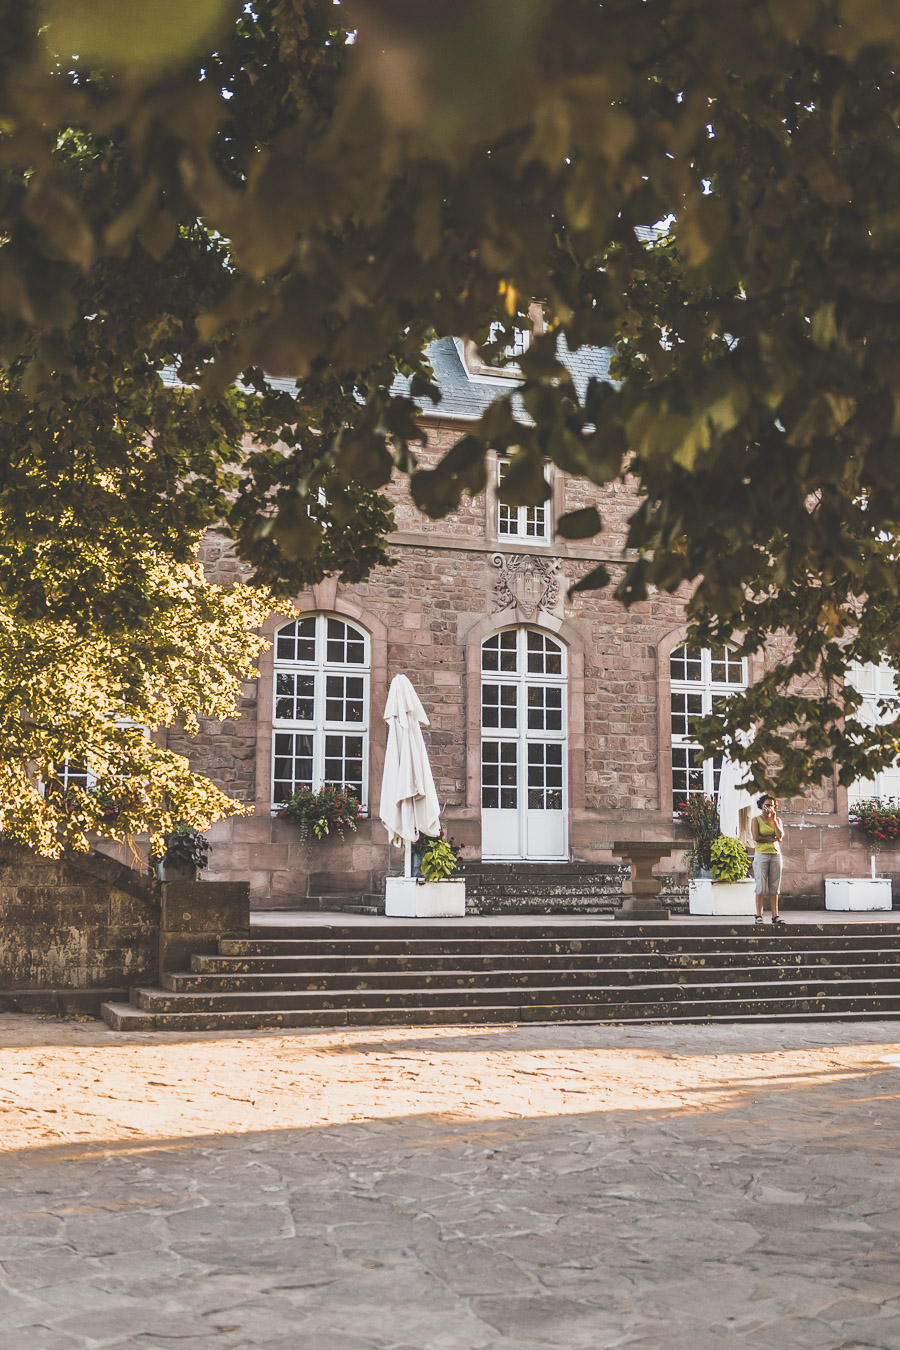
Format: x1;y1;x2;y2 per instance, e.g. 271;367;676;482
161;335;616;423
392;335;616;422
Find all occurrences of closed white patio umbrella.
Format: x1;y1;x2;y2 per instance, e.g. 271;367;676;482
379;673;441;877
717;753;755;846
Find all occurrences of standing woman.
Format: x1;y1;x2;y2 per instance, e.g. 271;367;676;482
751;795;785;925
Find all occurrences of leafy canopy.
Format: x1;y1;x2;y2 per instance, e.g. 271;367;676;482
4;1;900;793
0;537;273;855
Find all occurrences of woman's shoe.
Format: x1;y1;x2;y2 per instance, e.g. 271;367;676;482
754;916;764;925
772;916;786;926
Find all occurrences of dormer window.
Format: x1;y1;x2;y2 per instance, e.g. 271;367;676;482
460;304;544;381
487;323;531;363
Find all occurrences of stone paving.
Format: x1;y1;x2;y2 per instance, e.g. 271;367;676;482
2;1015;900;1348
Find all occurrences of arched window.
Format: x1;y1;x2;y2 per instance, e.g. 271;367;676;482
670;644;747;810
847;660;900;802
481;627;567;858
272;615;369;809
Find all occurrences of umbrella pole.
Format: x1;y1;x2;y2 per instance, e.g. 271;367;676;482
404;838;412;879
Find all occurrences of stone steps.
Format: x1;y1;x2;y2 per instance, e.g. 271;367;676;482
164;960;900;993
224;928;900;955
129;974;900;1013
102;998;900;1033
186;946;897;975
456;861;631;915
100;919;900;1032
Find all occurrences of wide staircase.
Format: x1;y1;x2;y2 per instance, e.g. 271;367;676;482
101;919;900;1031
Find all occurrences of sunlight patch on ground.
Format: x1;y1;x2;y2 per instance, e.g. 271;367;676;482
3;1017;900;1155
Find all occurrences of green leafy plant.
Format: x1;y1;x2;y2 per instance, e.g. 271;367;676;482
709;834;752;883
277;784;362;842
849;798;900;845
419;837;460;882
677;793;720;876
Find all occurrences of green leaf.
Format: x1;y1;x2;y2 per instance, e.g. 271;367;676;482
41;0;236;70
497;453;549;507
570;563;611;593
22;174;93;270
556;506;602;540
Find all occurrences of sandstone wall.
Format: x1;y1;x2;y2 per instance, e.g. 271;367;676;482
0;848;160;1015
163;422;900;907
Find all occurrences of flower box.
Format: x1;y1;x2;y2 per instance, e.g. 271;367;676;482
384;877;466;918
688;877;756;915
825;877;892;911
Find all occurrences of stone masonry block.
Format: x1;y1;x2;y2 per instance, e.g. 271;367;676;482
249;845;290;870
268;870;309;899
308;870;370;895
160;881;250;936
207;844;251;872
231;817;276;844
159;880;250;976
350;843;391;871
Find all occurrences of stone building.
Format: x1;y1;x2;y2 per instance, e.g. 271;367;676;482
160;336;896;909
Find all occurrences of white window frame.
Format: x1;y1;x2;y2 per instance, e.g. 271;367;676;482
487;322;531;364
271;614;370;811
670;645;747;811
496;458;551;544
42;720;150;801
847;660;900;803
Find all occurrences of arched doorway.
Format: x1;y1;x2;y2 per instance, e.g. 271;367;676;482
480;627;568;859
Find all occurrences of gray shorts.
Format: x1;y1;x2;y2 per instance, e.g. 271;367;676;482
753;852;783;895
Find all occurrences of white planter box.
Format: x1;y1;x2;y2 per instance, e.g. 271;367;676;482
689;878;757;915
825;877;892;911
384;877;467;918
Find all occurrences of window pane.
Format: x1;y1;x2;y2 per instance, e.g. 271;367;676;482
527;684;563;731
273;732;314;803
526;630;563;675
710;645;743;684
672;744;705;811
498;503;517;536
323;734;364;798
524;504;546;537
275;617;316;663
480;684;518;731
325;618;366;665
481;632;518;672
499;631;517;671
670;645;702;682
482;741;517;809
526;743;563;810
325;674;365;724
671;691;703;739
499;686;517;727
275;672;314;722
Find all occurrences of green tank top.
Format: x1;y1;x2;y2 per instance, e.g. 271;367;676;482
755;819;779;855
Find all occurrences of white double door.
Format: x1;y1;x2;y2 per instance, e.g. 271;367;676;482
480;629;567;860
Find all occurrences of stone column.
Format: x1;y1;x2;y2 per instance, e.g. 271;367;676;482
611;842;673;921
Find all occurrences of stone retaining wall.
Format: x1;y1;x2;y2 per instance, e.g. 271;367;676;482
0;847;160;1016
0;847;250;1017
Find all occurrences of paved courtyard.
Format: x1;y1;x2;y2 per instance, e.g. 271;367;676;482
2;1014;900;1348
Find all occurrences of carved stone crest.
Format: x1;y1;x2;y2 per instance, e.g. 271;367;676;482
491;553;561;618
